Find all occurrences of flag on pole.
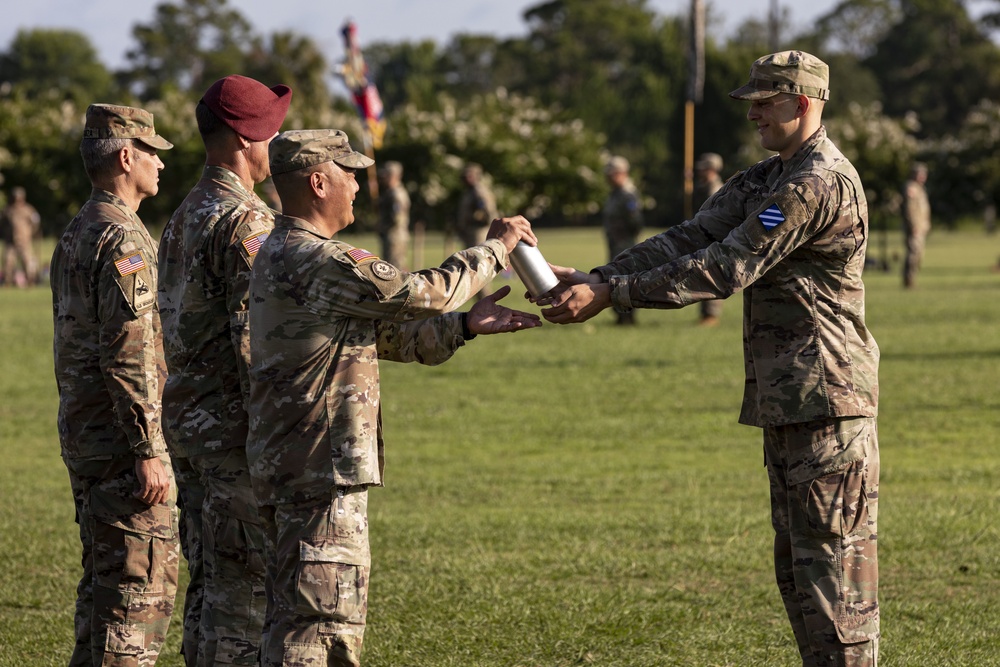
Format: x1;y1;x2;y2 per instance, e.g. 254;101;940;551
340;20;387;150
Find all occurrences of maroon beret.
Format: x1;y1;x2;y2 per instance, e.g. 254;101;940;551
201;75;292;142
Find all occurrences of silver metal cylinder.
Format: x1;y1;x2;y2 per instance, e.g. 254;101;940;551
509;242;559;297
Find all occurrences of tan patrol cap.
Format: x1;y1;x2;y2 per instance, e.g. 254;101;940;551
729;50;830;101
695;152;723;171
269;129;374;175
83;104;173;150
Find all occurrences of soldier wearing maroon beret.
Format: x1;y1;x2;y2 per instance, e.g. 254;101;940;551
157;74;291;666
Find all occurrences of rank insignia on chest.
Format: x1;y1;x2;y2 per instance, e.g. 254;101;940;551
242;231;269;256
758;204;786;230
114;252;146;276
347;247;377;263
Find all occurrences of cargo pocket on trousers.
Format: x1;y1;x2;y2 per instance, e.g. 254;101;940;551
104;622;144;657
91;500;176;594
296;540;368;625
787;421;871;539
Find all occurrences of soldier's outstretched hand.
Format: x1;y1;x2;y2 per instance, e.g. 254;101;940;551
486;215;538;253
467;285;542;335
538;264;612;324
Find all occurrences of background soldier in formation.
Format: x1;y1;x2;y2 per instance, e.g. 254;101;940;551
539;51;881;667
376;160;411;269
158;74;292;665
50;104;180;666
456;161;498;299
601;155;643;325
247;129;541;667
1;186;41;286
692;153;725;326
901;162;931;289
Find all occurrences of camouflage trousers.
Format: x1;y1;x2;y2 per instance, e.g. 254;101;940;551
64;453;180;667
903;226;929;288
606;230;640;324
172;454;205;664
259;487;370;667
764;416;880;667
179;449;267;665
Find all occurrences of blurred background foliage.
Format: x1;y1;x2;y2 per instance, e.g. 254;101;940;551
2;0;1000;235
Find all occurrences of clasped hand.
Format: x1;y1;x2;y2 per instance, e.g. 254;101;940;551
530;264;612;324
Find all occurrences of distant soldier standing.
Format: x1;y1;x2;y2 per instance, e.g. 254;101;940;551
692;153;726;325
377;160;410;269
541;51;881;666
248;129;541;666
158;74;292;666
901;162;931;289
456;162;498;298
1;186;41;286
51;104;179;666
602;156;643;325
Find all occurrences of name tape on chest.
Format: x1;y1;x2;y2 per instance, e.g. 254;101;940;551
114;252;146;276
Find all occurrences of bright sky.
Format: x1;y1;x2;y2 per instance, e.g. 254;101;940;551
1;0;840;74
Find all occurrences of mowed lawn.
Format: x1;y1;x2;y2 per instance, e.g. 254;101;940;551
1;226;998;666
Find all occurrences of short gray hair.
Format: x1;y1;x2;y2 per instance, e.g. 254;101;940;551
80;137;132;181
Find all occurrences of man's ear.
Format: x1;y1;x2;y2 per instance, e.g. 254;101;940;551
118;143;134;174
309;169;327;198
795;94;811;119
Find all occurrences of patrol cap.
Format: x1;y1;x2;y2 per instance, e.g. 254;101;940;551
695;152;723;172
269;129;374;175
605;155;630;175
83;104;173;150
729;50;830;101
201;74;292;142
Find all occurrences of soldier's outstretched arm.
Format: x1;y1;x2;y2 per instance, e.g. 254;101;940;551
466;285;542;335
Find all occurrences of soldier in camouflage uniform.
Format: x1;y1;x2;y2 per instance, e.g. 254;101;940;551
247;129;542;667
901;162;931;289
540;52;880;667
456;162;498;299
692;153;725;326
602;156;643;324
158;74;292;666
51;103;180;667
377;160;410;269
1;186;41;286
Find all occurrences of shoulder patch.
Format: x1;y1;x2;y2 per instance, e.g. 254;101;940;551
346;247;378;264
114;252;146;276
370;260;397;281
241;231;269;257
758;204;786;230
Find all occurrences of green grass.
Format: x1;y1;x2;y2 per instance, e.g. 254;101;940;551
1;227;998;666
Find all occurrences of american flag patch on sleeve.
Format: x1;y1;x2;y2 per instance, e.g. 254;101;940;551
347;248;377;263
758;204;786;230
241;231;269;256
114;252;146;276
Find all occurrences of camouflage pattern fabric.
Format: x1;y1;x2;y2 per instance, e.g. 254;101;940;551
764;417;879;666
258;488;369;667
158;165;272;664
377;181;410;270
901;177;931;288
592;127;880;664
248;214;507;665
1;199;40;284
65;454;180;667
693;173;725;320
171;454;206;664
596;127;879;427
456;181;497;248
51;188;178;665
602;178;644;262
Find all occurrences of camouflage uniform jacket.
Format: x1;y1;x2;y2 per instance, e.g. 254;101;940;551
457;183;497;234
158;166;275;458
247;214;508;506
3;201;41;246
377;183;410;241
595;128;879;427
51;188;166;459
901;178;931;234
602;179;643;240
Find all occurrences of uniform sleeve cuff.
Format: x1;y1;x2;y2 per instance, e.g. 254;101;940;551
609;275;634;313
460;312;478;340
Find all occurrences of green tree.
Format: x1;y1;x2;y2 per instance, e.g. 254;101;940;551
0;29;114;105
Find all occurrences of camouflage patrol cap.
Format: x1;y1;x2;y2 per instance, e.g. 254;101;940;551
695;152;723;172
83;104;173;150
605;156;630;175
268;129;374;175
729;50;830;101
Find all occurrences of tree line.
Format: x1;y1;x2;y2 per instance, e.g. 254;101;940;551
2;0;1000;236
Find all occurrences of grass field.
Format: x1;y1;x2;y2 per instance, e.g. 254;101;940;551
1;226;998;666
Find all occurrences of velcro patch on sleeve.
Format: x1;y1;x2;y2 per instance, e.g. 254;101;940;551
745;183;814;249
114;252;146;276
347;247;378;264
241;231;269;257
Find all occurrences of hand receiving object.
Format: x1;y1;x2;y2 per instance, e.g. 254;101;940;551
467;285;543;335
